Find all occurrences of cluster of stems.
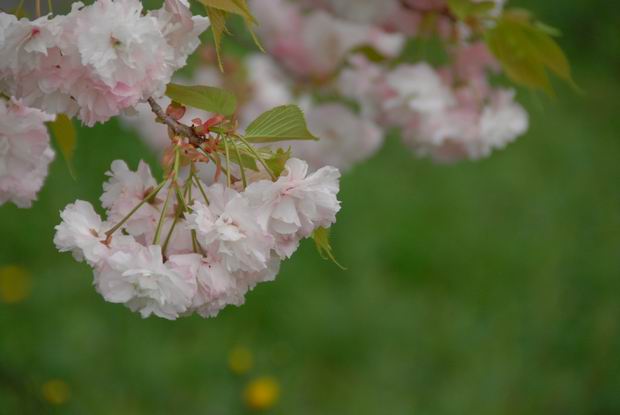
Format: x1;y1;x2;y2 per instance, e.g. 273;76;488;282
102;98;281;259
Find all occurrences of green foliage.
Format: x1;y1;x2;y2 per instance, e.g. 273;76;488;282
48;114;77;179
205;7;229;71
165;83;237;116
264;147;291;177
228;145;259;171
349;45;389;63
197;0;263;70
485;10;577;95
243;105;319;144
447;0;496;19
197;0;254;19
312;227;345;269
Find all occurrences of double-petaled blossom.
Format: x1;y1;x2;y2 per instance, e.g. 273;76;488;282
187;184;275;274
100;160;161;237
53;200;109;265
95;245;197;319
0;98;55;208
0;0;209;126
244;158;341;257
396;43;528;162
54;158;341;319
337;43;528;162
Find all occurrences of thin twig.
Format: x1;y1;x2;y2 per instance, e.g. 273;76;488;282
147;97;205;146
153;184;173;245
193;176;210;205
238;136;277;180
222;135;232;187
230;138;247;189
105;180;166;238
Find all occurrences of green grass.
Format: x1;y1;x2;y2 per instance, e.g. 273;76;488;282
1;1;620;414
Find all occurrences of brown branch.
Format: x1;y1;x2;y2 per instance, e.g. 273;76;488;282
147;97;205;146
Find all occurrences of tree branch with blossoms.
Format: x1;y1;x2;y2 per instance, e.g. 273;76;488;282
0;0;343;321
0;0;574;320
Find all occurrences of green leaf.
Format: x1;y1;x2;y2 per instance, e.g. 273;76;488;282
264;147;291;177
535;21;562;37
243;105;319;143
486;24;553;95
312;227;345;269
165;83;237;116
199;0;263;53
206;7;229;72
514;20;574;86
448;0;496;19
228;147;259;171
243;16;265;52
230;0;257;24
197;0;255;22
48;114;77;179
485;11;577;95
350;45;388;63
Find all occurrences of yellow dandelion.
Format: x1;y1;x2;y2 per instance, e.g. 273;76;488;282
0;265;32;304
228;346;253;375
42;379;71;405
244;376;279;411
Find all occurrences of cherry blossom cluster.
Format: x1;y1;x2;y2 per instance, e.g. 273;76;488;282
54;156;340;319
0;97;55;207
0;0;208;126
245;0;528;164
338;44;528;162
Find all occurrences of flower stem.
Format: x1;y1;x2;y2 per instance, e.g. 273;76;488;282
237;136;277;180
230;138;247;188
153;184;173;245
161;209;180;256
105;180;166;238
154;147;181;245
193;175;210;205
222;135;232;187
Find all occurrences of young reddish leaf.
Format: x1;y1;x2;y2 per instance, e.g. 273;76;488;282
166;102;186;121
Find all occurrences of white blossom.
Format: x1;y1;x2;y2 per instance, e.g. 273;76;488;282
100;160;161;237
384;63;454;115
0;98;55;208
53;200;110;266
245;158;341;257
187;184;274;273
95;245;197;320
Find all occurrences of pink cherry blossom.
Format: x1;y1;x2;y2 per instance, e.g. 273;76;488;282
0;0;209;126
0;98;55;208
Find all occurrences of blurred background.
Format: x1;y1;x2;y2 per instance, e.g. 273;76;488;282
1;0;619;414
